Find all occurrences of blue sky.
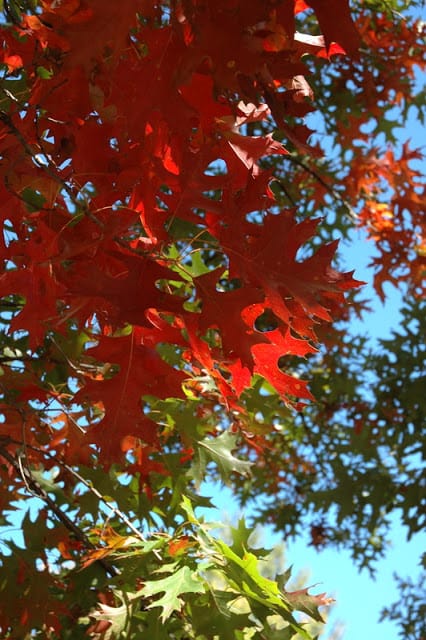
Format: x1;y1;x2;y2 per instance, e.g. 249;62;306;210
311;236;425;640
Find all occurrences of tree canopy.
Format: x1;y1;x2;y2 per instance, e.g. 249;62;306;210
0;1;424;638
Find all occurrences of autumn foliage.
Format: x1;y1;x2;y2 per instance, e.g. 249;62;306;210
0;1;424;638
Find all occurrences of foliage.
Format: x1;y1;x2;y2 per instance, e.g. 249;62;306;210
379;564;426;640
0;0;424;638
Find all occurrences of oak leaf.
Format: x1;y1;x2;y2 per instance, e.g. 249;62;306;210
142;565;206;622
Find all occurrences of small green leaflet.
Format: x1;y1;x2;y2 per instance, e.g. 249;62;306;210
191;430;253;486
142;565;206;622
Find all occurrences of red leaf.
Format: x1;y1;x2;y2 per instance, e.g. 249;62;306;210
226;132;288;175
190;213;360;400
76;330;186;462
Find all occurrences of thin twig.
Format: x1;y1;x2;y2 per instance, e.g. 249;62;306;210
273;179;297;208
0;110;75;202
0;108;105;229
281;154;359;221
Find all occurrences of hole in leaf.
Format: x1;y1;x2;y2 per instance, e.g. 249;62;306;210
216;278;242;292
254;309;280;332
204;158;228;175
202;189;223;201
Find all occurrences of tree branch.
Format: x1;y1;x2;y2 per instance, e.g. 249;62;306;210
0;440;119;577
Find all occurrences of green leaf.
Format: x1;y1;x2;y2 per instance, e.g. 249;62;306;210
214;542;285;607
0;75;29;112
29;468;68;504
188;594;252;637
87;591;138;640
142;565;206;622
227;518;267;556
192;430;252;486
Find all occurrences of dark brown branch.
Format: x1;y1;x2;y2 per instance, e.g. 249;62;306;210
0;442;118;577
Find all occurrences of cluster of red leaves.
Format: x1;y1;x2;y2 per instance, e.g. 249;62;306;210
0;0;362;467
356;143;425;299
326;12;426;297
